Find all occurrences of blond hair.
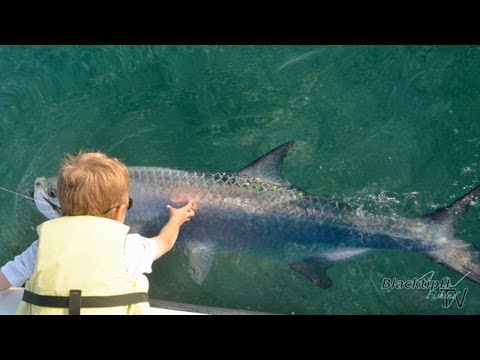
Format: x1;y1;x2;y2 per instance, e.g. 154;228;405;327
57;151;130;217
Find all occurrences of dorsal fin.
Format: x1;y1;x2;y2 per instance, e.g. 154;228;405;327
424;184;480;225
239;141;294;187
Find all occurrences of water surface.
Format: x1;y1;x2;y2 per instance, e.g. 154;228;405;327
1;45;479;314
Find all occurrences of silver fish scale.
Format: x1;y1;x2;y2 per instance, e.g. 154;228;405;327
128;166;351;226
127;166;432;253
35;166;388;241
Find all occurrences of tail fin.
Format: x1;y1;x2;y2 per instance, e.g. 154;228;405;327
426;239;480;285
424;184;480;285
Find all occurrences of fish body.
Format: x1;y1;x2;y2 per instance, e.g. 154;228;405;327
32;142;480;287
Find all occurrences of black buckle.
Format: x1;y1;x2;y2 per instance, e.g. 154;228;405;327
68;289;82;315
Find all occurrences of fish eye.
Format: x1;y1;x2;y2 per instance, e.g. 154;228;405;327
49;190;57;198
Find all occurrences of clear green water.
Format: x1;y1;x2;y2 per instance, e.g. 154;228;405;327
1;45;480;314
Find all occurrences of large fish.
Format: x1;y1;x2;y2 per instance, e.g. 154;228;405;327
32;142;480;288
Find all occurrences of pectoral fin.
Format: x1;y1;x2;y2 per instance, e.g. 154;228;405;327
290;248;372;289
184;241;216;284
290;258;333;288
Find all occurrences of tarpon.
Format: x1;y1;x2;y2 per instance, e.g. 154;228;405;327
32;142;480;288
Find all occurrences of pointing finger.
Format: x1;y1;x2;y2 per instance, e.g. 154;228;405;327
184;200;194;210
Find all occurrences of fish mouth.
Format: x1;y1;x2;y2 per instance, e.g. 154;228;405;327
41;194;61;212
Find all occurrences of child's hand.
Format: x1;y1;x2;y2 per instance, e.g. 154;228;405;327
166;200;196;226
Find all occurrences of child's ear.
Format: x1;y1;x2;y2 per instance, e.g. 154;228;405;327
111;203;127;222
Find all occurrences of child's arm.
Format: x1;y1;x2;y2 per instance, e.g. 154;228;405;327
0;240;38;290
152;200;195;260
0;271;11;291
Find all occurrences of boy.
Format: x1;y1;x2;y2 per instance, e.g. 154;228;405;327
0;152;195;314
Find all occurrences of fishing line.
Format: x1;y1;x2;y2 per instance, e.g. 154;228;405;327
0;186;50;206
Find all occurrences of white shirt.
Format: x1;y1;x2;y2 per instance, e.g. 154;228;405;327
1;234;159;287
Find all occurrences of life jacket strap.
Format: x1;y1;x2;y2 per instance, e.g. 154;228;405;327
22;289;149;315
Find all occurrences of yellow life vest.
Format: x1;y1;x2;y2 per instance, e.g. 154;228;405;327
17;216;150;315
